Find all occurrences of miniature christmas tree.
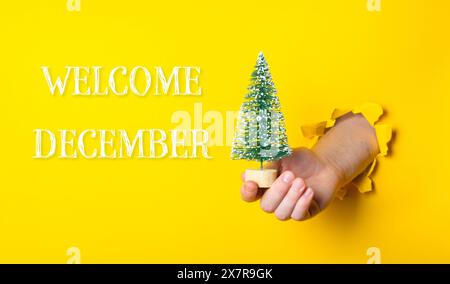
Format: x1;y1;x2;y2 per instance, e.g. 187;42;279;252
231;52;292;187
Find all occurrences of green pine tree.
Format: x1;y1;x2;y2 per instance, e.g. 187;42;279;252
231;52;292;169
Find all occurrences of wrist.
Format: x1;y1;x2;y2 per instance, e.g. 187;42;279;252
312;147;348;189
311;113;379;188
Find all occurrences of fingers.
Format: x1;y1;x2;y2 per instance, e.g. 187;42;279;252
308;199;321;218
240;169;321;221
274;178;306;220
291;187;315;221
240;171;262;202
260;171;295;213
240;181;260;202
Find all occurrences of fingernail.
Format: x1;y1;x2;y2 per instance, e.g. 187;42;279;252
282;171;294;183
292;178;305;193
305;187;313;196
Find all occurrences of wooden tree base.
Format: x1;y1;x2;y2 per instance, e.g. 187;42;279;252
245;169;278;188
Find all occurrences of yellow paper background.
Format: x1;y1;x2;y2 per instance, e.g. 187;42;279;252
0;0;449;263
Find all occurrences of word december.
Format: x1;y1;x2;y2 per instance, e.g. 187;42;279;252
41;66;201;96
33;129;210;159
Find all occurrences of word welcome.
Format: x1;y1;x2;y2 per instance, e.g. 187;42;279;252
33;129;210;159
41;66;201;96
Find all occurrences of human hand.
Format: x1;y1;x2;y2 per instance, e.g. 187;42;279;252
240;113;379;221
241;147;341;221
